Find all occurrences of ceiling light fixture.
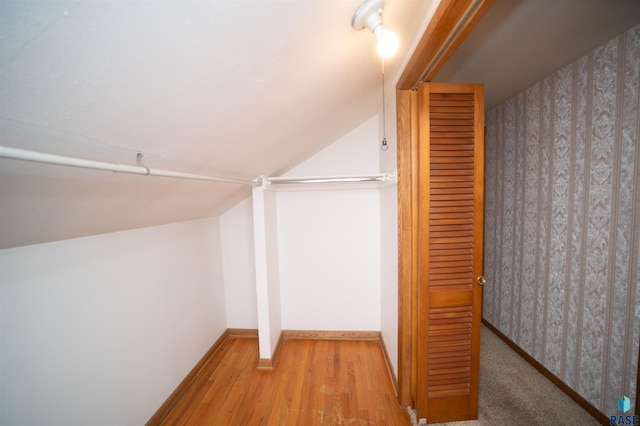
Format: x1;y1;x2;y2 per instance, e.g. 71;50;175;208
351;0;398;58
352;0;398;152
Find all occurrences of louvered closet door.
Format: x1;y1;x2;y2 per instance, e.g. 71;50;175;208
416;83;484;423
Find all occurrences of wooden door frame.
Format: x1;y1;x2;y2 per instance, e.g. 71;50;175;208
396;0;494;406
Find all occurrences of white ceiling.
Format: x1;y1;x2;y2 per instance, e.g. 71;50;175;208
1;0;639;250
0;0;436;249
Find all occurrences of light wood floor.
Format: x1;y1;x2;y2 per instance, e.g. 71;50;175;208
159;337;411;425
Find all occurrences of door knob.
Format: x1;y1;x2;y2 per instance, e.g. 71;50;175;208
477;276;486;286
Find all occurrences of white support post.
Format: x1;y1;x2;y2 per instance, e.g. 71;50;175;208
252;176;282;363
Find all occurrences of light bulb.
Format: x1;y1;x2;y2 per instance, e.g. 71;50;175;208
374;26;399;58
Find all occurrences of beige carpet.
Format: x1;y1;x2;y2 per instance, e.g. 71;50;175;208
416;325;601;426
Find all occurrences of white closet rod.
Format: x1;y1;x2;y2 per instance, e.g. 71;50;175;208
0;146;396;187
0;145;256;186
267;174;389;185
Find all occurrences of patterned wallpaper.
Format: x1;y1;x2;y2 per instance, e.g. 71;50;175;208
483;24;640;415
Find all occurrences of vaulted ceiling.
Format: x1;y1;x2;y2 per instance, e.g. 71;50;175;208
1;0;639;250
0;0;437;249
434;0;640;109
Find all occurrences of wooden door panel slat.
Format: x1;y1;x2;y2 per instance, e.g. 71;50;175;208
429;345;471;355
431;175;473;185
430;170;474;177
430;235;473;242
429;318;473;327
428;377;470;387
430;223;473;230
430;188;473;196
429;324;472;333
428;263;473;271
431;112;474;119
429;277;474;285
431;119;474;126
429;231;473;244
430;200;473;207
426;371;470;382
429;143;475;150
429;273;473;282
430;99;474;106
430;164;474;171
430;354;471;363
431;127;474;134
430;106;474;114
429;310;472;319
427;366;471;376
431;158;474;165
430;249;472;256
430;93;474;100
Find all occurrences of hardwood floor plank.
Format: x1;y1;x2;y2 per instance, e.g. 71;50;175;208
157;337;409;425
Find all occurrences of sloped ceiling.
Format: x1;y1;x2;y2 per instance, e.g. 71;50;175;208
3;0;639;250
434;0;640;109
0;0;436;249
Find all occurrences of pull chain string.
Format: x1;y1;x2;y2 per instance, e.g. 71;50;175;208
381;48;389;151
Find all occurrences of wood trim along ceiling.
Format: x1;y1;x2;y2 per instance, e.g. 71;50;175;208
396;0;495;90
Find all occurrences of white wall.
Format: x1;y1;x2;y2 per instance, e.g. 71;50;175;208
277;117;382;331
379;86;400;374
283;116;380;176
379;180;399;372
218;117;384;334
220;197;258;329
277;188;381;330
0;218;227;426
